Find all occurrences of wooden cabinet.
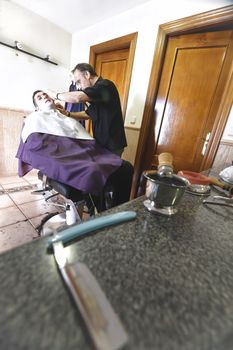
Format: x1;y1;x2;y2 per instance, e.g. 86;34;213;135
212;140;233;170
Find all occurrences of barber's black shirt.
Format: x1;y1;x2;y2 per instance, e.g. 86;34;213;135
83;77;127;152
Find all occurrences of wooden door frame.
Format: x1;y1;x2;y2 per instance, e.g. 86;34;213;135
131;5;233;198
89;32;137;119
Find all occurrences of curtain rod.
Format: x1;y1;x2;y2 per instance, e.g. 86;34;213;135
0;40;58;66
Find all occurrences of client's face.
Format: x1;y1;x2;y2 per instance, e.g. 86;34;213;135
35;92;54;112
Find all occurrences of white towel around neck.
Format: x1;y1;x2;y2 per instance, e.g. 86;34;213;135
21;109;94;142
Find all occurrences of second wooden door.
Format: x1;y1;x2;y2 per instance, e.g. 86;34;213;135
95;48;129;119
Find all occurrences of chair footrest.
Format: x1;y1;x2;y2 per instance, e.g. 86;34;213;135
31;188;50;195
37;171;84;202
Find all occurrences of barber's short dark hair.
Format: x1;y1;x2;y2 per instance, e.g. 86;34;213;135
32;90;43;107
72;63;97;77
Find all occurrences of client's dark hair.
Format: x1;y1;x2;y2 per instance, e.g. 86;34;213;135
72;63;97;77
32;90;43;107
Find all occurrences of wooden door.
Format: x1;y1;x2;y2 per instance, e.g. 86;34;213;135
95;48;129;114
131;6;233;199
152;30;233;172
89;33;137;119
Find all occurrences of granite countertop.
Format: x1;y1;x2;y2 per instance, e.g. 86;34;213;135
0;187;233;350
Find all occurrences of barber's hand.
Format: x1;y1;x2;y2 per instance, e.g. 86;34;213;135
55;104;69;116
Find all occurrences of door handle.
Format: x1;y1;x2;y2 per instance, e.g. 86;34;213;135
201;132;211;156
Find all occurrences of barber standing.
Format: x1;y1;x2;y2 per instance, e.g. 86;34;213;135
50;63;127;157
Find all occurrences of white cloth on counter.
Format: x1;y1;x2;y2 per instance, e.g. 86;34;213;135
21;109;93;142
219;165;233;184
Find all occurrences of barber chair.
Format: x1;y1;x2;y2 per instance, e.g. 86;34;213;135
32;160;133;236
32;171;97;236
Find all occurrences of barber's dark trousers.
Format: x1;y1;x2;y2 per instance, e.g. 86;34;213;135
92;160;134;212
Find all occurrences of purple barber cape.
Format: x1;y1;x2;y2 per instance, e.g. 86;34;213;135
16;133;122;195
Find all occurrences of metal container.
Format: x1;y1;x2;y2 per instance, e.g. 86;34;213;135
143;171;189;216
177;170;211;196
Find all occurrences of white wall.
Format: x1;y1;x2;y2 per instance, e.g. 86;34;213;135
222;106;233;142
0;1;72;110
71;0;232;129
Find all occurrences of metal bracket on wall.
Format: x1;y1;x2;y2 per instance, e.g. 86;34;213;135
0;40;58;66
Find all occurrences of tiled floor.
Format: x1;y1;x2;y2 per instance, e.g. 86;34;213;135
0;171;61;254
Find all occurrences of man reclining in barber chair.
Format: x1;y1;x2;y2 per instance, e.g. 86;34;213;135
16;90;133;235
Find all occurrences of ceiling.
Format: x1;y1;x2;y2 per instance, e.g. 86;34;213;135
10;0;153;33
